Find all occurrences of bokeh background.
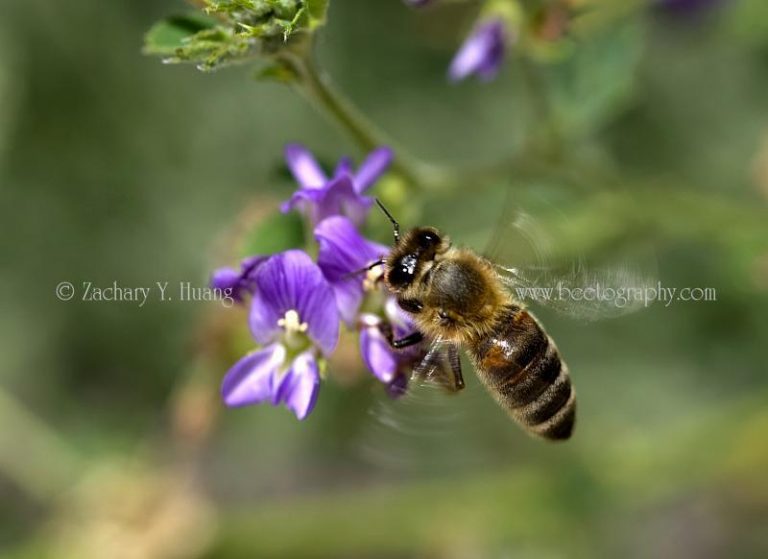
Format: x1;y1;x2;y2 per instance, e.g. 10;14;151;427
1;0;767;557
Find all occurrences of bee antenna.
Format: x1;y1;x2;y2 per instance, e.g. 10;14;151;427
375;198;400;243
341;258;386;280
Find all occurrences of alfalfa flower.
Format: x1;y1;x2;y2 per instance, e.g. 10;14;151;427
314;216;427;394
281;143;393;226
449;19;508;82
220;250;340;420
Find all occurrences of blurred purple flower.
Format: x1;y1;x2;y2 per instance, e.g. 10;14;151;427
449;19;508;82
210;255;268;303
315;216;389;325
404;0;434;7
281;144;393;227
656;0;725;15
220;250;339;420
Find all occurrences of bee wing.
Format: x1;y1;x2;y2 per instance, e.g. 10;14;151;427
412;338;463;393
355;339;483;472
485;188;657;321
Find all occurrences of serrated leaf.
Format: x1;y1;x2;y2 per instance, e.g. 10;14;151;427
143;14;217;55
240;211;306;257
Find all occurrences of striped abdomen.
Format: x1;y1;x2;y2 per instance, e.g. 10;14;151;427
469;305;575;440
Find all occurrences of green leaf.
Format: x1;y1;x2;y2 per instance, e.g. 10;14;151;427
144;1;327;71
142;14;217;56
239;211;306;257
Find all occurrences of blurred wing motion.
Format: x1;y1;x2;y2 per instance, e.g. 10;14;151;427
485;188;657;321
357;353;486;473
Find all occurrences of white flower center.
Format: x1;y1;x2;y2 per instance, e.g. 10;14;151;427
278;309;308;334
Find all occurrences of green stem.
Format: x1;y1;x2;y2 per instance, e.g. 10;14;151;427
282;52;451;190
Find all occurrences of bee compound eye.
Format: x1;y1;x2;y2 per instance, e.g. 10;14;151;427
398;298;423;313
417;231;439;248
387;257;415;287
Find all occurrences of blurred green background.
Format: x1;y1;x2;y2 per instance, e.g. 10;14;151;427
1;0;767;558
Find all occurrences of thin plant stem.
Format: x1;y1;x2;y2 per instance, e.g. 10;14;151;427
282;52;452;191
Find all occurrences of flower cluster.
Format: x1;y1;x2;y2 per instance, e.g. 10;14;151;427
212;145;426;419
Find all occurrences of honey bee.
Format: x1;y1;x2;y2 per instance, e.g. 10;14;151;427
373;200;576;441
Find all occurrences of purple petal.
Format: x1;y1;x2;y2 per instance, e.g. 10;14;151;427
449;20;507;83
210;255;268;302
404;0;434;6
285;143;327;189
315;216;389;323
333;157;353;179
221;344;286;407
354;147;393;193
241;255;269;275
360;322;398;384
249;250;340;355
315;175;374;227
280;352;320;420
315;216;389;282
281;175;374;227
333;280;366;326
211;267;240;292
280;185;327;215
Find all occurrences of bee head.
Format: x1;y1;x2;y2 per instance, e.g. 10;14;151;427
384;227;449;291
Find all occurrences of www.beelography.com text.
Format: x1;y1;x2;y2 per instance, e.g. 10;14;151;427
55;281;234;307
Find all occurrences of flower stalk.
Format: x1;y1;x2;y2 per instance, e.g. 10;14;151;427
279;52;451;191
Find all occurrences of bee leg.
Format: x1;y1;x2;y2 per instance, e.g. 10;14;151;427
390;331;424;349
447;345;465;391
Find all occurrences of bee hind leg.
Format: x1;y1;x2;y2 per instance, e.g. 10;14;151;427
447;345;464;391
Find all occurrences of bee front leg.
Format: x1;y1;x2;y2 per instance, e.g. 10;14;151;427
377;321;424;349
389;331;424;349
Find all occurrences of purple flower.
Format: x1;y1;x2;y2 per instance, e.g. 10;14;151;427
404;0;434;7
210;255;268;303
315;216;389;325
359;298;425;394
449;19;508;83
281;144;393;227
220;250;340;420
313;215;424;394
